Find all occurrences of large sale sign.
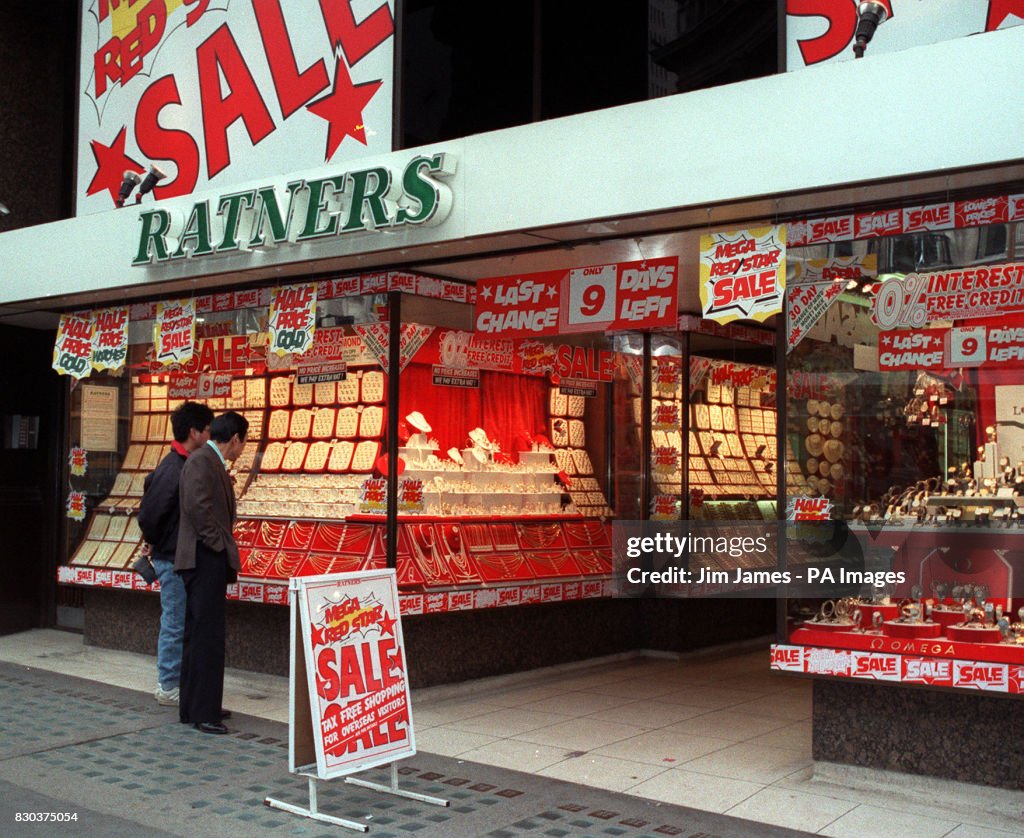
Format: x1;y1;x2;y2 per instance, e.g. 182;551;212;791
77;0;395;215
786;0;1024;70
292;571;414;779
475;258;678;338
700;226;785;325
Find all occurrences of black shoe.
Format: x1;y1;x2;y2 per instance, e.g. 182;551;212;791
220;709;232;720
194;722;229;735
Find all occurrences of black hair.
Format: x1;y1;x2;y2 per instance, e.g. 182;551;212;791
170;401;215;443
209;411;249;443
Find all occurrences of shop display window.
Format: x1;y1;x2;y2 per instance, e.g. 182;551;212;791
781;218;1024;682
61;286;647;603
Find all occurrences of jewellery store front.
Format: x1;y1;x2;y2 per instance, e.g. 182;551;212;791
49;178;1024;787
2;28;1023;786
54;224;784;685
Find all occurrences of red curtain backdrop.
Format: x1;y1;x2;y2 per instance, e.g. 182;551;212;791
481;370;548;454
398;363;548;459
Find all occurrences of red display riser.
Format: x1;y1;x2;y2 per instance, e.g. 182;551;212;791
788;626;1024;665
232;518;613;588
56;564;612;613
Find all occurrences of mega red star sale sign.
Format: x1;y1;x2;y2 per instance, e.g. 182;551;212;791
290;570;415;779
77;0;395;215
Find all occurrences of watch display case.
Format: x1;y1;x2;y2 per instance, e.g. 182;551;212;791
777;218;1024;690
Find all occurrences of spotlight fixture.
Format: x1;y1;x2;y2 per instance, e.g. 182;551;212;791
853;1;891;58
116;170;142;208
136;164;166;200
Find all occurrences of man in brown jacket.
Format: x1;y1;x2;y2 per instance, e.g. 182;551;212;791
175;411;248;734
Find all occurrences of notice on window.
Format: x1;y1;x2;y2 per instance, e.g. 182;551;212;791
80;384;119;452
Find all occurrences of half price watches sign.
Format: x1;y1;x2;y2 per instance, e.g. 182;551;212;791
475;258;679;338
294;570;414;779
700;226;786;324
91;306;130;372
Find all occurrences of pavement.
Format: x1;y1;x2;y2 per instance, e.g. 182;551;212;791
0;660;812;838
2;630;1022;837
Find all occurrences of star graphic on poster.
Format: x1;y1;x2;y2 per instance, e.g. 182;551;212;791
880;333;892;347
789;326;801;345
310;624;325;647
378;610;397;637
545;284;558;299
306;57;383;160
481;285;492;300
85;126;144;206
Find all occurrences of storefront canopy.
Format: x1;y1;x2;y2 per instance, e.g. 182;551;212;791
0;26;1022;319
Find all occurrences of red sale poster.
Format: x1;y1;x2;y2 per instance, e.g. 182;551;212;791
700;226;786;324
153;298;196;366
475;258;678;338
475;270;563;338
293;569;415;780
560;257;678;333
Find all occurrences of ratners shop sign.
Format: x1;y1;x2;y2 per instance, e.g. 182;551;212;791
131;153;454;265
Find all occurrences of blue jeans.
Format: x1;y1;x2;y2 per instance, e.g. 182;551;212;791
153;557;185;690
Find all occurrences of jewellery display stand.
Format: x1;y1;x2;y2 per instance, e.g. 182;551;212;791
638;362;779;508
64;338;617;606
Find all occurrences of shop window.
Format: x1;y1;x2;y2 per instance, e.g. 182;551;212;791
782;216;1024;685
871;232;953;274
61;287;644;602
975;224;1008;260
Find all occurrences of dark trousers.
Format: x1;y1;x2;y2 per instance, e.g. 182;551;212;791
178;542;227;725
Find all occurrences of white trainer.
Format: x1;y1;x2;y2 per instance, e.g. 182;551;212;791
154;686;179;706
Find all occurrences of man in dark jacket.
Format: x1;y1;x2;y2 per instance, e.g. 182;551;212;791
176;410;248;734
137;400;213;706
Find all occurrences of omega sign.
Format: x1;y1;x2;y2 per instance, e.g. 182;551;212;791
132;153;454;266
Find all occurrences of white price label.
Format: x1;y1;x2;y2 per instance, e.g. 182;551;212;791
949;326;986;367
567;265;616;326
